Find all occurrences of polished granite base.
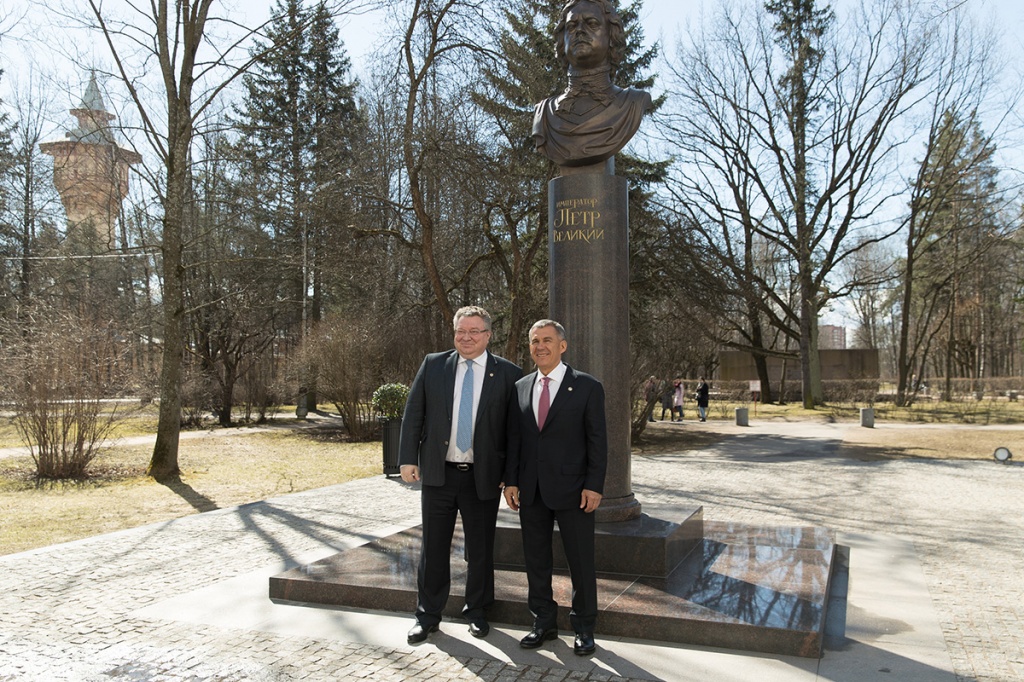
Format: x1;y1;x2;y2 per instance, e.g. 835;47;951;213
269;511;836;658
494;504;703;576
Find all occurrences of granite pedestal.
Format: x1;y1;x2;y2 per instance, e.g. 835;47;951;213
493;504;702;577
269;511;837;658
548;172;638;521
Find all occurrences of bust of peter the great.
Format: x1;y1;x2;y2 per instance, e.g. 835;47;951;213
532;0;652;171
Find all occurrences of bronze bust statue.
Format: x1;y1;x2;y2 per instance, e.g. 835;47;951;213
533;0;652;170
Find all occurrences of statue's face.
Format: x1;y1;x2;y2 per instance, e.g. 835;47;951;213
563;2;610;70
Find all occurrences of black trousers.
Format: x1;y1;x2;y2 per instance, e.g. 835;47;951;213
518;494;598;633
416;466;499;626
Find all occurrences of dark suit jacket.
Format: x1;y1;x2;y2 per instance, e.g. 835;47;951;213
399;350;522;500
505;365;607;510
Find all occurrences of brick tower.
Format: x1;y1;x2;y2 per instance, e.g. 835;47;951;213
40;74;142;246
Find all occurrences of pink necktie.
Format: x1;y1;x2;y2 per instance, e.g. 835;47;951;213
537;376;550;429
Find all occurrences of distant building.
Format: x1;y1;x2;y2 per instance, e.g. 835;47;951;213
818;325;847;350
40;74;141;246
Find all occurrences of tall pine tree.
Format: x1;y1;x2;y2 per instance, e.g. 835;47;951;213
232;0;361;342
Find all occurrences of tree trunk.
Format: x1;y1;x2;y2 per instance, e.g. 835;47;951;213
895;217;916;407
219;369;236;427
147;0;209;479
746;301;775;403
149;142;187;479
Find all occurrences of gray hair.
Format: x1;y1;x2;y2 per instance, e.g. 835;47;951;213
529;319;566;341
453;306;492;331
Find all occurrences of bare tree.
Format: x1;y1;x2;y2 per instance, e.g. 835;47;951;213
0;73;60;311
394;0;496;332
660;0;933;407
76;0;366;478
0;306;132;479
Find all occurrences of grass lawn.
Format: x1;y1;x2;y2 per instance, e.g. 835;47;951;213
0;423;380;556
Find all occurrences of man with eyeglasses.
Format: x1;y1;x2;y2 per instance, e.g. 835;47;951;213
399;306;523;644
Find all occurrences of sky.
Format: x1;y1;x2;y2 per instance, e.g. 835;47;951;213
2;0;1022;112
5;1;1023;78
328;0;1024;74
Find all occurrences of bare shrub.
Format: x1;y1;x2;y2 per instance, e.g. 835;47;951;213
709;381;749;419
0;312;131;479
180;367;214;429
629;361;660;441
238;352;281;423
300;316;385;441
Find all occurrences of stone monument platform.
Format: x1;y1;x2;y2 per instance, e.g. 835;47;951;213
269;508;837;658
494;503;703;577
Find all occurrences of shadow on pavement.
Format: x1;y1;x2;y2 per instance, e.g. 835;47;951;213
158;474;219;513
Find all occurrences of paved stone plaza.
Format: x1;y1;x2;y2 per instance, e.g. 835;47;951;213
0;419;1021;681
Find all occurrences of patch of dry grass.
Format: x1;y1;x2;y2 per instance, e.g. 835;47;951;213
839;425;1020;461
0;427;381;556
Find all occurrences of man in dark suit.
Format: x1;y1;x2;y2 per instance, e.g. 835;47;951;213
503;319;607;656
399;306;522;644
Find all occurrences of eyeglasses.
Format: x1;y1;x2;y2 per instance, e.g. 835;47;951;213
455;329;489;338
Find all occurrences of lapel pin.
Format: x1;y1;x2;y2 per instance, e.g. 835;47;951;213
568;387;573;391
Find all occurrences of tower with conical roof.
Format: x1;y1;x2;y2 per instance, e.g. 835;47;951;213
40;74;142;246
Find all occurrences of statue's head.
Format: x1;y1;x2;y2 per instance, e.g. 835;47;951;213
554;0;627;76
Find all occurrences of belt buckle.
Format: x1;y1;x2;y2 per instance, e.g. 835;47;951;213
456;463;470;471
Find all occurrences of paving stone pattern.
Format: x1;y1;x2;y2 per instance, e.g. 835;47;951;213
1;421;1022;681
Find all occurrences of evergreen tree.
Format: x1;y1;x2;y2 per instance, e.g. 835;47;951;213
232;0;361;338
912;111;1003;397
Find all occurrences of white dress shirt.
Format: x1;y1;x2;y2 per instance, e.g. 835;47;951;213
532;361;567;423
447;351;488;463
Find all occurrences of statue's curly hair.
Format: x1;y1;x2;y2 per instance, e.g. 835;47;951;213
554;0;627;77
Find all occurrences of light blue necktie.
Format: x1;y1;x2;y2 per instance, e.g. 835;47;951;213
456;359;474;452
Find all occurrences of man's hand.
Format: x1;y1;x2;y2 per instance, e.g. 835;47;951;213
400;464;420;483
580;489;602;513
503;485;520;511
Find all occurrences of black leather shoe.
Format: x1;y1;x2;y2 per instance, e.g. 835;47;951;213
520;626;558;649
468;620;490;638
407;622;438;644
574;632;596;655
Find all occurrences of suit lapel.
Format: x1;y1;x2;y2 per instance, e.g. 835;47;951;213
475;353;496;425
520;372;539;433
543;365;576;427
444;351;459;421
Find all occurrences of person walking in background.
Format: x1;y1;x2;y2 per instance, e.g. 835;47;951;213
695;377;710;422
672;378;684;422
399;306;523;644
660;381;674;421
503;319;608;656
